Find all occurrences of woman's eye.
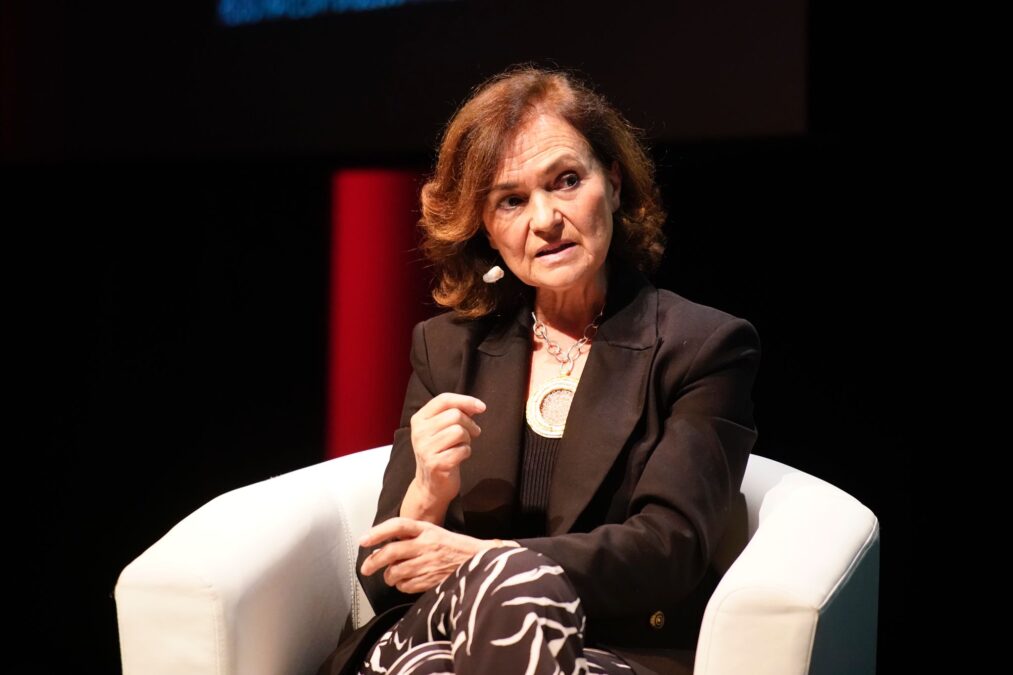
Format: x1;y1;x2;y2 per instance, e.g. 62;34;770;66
558;172;580;189
499;195;523;210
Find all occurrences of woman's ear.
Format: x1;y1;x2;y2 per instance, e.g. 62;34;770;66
608;160;622;213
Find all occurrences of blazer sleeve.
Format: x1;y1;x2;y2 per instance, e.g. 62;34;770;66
515;316;761;621
356;320;437;614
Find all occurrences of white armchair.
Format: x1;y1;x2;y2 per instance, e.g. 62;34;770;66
115;446;880;675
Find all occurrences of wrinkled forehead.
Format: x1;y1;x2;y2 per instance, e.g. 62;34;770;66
491;112;597;183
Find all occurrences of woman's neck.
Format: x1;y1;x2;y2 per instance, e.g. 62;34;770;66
533;261;609;339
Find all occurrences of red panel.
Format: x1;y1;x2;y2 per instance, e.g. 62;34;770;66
328;169;431;458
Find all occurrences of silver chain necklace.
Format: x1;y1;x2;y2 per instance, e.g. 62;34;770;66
525;305;605;438
530;307;605;376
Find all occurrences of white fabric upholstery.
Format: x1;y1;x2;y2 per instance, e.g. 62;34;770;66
115;448;879;675
698;458;880;675
116;446;390;675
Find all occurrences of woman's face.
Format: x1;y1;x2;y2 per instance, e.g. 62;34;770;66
480;112;621;295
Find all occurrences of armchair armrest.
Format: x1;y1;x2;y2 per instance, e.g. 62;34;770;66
115;445;391;675
695;468;881;675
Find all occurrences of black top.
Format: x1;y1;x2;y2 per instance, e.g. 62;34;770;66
516;421;563;537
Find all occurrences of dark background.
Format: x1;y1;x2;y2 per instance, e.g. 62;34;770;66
4;1;910;671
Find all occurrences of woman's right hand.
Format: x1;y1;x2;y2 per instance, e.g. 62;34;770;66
402;393;486;522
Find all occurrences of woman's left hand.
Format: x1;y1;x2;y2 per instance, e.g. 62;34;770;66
359;517;501;594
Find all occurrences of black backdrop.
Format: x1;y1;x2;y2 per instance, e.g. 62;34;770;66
5;1;911;671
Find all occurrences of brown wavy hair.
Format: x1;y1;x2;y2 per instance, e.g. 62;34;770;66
419;64;667;319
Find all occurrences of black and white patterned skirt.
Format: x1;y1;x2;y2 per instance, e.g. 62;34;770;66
357;546;632;675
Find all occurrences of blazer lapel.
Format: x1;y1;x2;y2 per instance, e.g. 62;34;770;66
450;258;659;538
546;262;660;535
455;305;532;538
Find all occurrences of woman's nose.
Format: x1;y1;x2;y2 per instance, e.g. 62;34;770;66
529;190;561;234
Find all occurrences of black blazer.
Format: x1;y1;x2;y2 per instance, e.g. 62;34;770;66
322;258;761;675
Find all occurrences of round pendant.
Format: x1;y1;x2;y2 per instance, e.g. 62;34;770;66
526;376;578;438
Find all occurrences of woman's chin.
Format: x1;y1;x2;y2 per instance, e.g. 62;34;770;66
528;268;599;293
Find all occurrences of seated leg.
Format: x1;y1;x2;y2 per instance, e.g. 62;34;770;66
361;546;631;675
446;546;586;674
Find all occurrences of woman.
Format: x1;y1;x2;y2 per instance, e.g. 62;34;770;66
320;64;761;675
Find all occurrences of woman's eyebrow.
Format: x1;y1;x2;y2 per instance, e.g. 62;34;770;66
489;154;584;195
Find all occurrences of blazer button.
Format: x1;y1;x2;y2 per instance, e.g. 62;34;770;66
649;610;665;630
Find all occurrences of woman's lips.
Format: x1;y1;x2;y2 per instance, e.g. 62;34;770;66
535;242;576;258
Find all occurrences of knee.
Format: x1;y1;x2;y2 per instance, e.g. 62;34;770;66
465;545;580;605
467;544;552;573
477;544;555;571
